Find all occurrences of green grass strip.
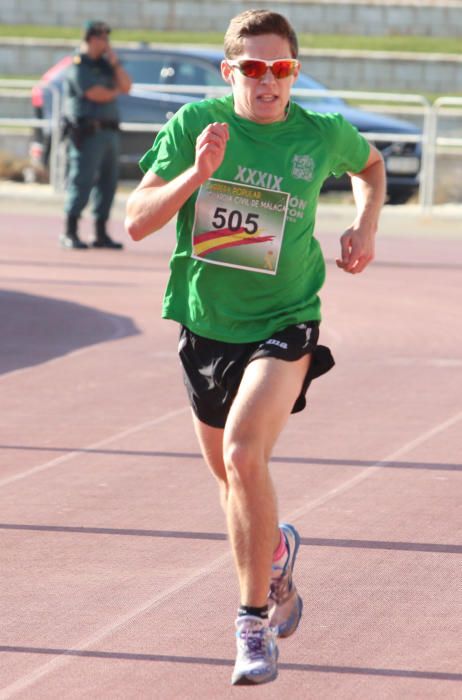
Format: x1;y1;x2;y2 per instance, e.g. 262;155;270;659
0;26;461;54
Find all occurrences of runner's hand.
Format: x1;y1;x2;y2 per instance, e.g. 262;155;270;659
194;122;229;181
336;225;375;274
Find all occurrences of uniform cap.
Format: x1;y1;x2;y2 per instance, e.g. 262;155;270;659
83;20;111;41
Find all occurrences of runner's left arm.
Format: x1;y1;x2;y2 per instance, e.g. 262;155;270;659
336;145;386;274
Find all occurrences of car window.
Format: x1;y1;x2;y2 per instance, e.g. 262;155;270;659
295;72;344;107
120;54;167;85
170;60;224;87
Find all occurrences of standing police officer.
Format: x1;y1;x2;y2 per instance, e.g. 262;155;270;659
61;21;132;249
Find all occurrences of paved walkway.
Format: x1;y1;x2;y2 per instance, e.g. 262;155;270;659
1;189;461;698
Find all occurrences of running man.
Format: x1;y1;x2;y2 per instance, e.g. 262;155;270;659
125;9;385;686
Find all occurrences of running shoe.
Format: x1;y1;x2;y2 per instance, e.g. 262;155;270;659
231;616;279;686
268;522;303;638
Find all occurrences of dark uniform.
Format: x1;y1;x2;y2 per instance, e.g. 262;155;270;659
61;24;123;249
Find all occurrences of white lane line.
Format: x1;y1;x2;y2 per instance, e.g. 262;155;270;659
0;550;231;700
0;407;189;489
287;408;462;523
1;408;461;697
386;357;462;368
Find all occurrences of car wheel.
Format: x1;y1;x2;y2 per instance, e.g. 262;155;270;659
387;190;415;205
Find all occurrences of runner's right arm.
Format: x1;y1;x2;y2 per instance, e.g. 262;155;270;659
125;122;229;241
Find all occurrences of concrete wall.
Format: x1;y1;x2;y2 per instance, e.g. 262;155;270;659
1;0;462;37
1;39;461;94
299;48;462;93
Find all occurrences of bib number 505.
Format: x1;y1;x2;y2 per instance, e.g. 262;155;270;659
212;207;259;234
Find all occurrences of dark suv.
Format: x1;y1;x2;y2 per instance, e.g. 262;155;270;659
31;46;422;204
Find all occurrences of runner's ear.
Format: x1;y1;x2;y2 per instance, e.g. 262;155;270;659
221;60;233;84
291;61;300;85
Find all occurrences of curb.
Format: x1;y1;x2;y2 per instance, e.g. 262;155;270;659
0;182;130;208
1;182;461;230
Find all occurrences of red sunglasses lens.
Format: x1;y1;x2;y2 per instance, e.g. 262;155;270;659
239;60;267;79
237;59;296;79
272;60;296;79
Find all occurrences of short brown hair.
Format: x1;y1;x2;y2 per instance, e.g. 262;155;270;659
224;10;298;59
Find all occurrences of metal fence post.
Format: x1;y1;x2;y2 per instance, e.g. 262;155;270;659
49;85;63;192
419;102;437;215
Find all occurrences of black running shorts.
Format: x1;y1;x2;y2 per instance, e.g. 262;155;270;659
178;322;335;429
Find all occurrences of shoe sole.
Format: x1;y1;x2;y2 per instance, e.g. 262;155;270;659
91;244;123;249
59;236;88;250
91;240;124;249
272;523;303;638
276;594;303;638
232;669;278;685
231;648;279;686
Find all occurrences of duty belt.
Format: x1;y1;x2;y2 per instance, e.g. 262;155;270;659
81;119;119;131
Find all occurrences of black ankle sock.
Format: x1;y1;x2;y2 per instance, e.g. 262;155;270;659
238;605;269;620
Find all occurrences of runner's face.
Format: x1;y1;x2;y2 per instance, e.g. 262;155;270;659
222;34;299;124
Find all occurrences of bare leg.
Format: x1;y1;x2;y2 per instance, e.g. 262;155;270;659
223;355;310;608
192;413;228;512
192;413;281;593
191;355;310;609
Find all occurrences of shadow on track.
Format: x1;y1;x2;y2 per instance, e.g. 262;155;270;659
0;290;140;375
1;646;461;682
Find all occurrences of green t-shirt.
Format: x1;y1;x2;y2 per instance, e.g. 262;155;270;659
64;53;119;122
140;95;369;343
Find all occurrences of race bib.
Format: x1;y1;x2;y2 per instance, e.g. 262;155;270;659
191;178;289;274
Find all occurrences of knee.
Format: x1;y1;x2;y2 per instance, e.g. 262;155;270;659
223;439;265;487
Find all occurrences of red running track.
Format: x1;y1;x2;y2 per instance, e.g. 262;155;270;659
1;204;461;699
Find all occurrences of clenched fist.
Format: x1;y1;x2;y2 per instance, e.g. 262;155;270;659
194;122;229;181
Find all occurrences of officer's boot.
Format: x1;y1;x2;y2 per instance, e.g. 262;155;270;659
60;215;88;249
92;219;123;250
